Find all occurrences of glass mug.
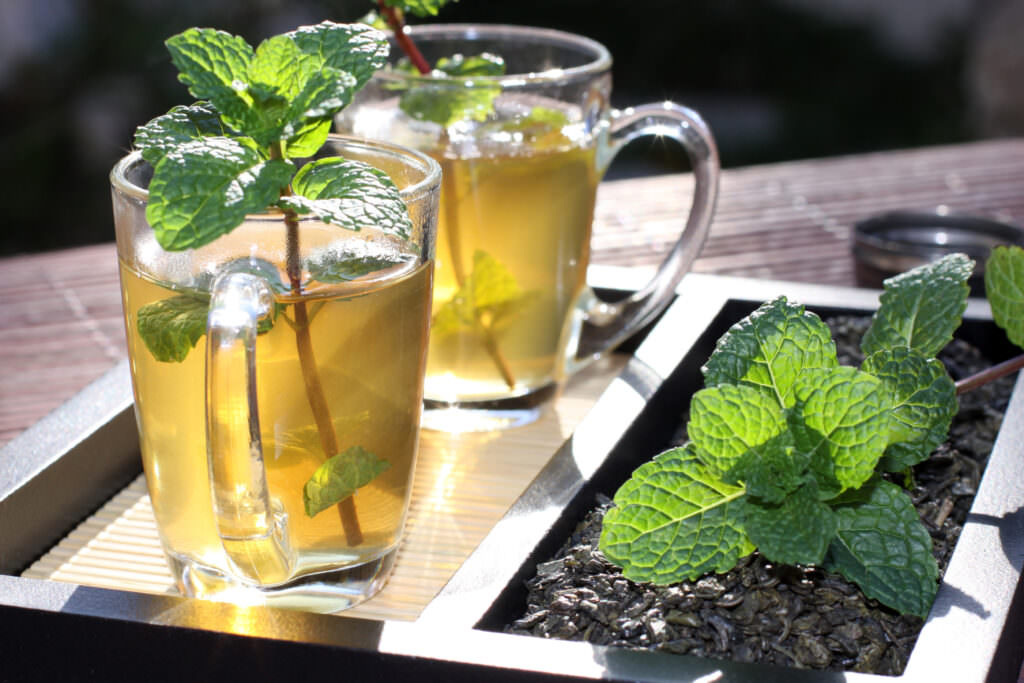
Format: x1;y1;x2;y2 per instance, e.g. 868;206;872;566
339;24;720;431
111;136;441;612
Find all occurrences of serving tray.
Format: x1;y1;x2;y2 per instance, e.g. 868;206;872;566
2;271;1022;682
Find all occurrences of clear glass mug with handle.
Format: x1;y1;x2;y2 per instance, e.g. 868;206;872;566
339;24;719;432
112;135;441;612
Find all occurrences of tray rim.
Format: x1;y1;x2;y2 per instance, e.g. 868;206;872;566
2;270;1020;683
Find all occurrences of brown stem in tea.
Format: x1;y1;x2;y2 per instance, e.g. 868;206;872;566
275;144;363;546
955;352;1024;395
377;0;431;75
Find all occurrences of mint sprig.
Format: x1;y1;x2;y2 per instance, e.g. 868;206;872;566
600;253;979;618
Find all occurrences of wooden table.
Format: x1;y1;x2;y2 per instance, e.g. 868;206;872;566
3;137;1024;448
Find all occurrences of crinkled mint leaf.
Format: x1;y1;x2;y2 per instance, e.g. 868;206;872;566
303;445;390;518
791;367;892;491
825;478;938;618
382;0;457;17
136;294;208;363
165;28;255;131
723;432;808;504
688;383;788;480
431;250;534;337
400;82;502;128
280;157;412;238
249;33;315;103
146;137;293;251
306;247;409;283
861;253;973;359
435;52;505;77
702;297;838;409
289;21;389;93
599;445;753;584
284;118;333;158
133;102;234;166
984;245;1024;349
862;348;957;471
741;481;837;566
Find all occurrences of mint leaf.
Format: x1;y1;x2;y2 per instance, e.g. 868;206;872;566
723;432;808;504
984;245;1024;349
741;481;837;566
382;0;457;18
599;445;753;584
432;250;532;336
861;253;973;358
435;53;505;77
862;348;957;471
133;102;233;166
702;297;838;409
303;445;390;517
688;383;788;480
306;247;409;283
280;157;413;238
825;478;938;617
136;294;208;363
790;367;891;491
283;118;333;158
400;82;502;128
165;28;255;131
249;33;314;103
146;137;293;251
289;21;389;93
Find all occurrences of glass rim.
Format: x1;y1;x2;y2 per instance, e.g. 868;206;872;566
373;23;613;87
109;133;443;208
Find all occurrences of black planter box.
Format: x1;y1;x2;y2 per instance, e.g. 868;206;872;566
2;273;1022;682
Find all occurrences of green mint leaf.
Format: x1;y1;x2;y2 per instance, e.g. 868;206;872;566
165;28;255;131
599;445;753;584
133;102;234;166
723;432;808;504
740;481;837;566
306;245;410;283
862;348;957;471
688;383;788;480
249;33;315;103
303;445;389;518
284;118;333;158
431;250;533;337
702;297;838;409
400;81;502;128
146;137;293;251
356;11;390;31
790;367;891;492
984;245;1024;349
825;478;938;617
289;21;389;93
861;253;973;358
279;157;412;239
382;0;457;18
435;52;505;77
136;294;208;363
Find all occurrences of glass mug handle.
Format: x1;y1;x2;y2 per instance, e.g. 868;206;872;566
205;271;294;585
568;102;720;372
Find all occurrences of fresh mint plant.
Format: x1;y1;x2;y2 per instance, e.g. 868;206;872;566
133;21;406;537
599;253;978;617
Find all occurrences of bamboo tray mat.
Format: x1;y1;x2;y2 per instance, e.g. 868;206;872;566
21;355;627;622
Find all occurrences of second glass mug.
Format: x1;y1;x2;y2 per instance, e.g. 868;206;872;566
112;136;441;612
339;24;720;431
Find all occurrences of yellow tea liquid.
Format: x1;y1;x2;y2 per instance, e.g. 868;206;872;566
119;236;431;596
426;143;599;403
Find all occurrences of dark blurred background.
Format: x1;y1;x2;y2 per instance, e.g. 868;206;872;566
2;0;1023;256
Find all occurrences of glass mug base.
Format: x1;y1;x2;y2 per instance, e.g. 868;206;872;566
421;383;559;432
167;545;399;613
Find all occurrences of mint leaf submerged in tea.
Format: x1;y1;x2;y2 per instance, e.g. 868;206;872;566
599;253;979;617
303;446;390;517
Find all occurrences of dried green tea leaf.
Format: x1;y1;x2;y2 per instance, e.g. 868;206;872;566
861;253;973;358
599;445;753;584
702;297;838;409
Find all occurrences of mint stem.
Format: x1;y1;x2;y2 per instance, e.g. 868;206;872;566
955;352;1024;395
273;142;364;547
376;1;432;75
